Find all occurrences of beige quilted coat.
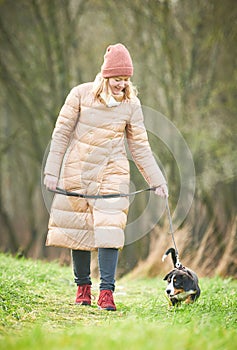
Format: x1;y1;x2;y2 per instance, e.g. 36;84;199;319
44;82;166;250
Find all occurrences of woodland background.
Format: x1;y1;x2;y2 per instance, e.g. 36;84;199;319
0;0;236;278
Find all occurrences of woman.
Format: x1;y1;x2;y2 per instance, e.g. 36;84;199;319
44;43;168;311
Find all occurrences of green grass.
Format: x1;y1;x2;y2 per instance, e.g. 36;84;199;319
0;253;236;350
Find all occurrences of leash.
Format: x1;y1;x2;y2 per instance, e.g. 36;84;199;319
165;198;182;268
49;186;157;199
48;186;182;267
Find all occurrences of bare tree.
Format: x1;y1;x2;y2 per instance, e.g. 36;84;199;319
0;0;236;276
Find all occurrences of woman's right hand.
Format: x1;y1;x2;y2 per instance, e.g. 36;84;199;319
154;184;169;198
44;174;58;191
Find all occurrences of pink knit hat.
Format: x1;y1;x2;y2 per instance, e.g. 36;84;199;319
101;43;133;78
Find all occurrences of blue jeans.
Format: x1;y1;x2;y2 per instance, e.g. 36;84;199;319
72;248;119;292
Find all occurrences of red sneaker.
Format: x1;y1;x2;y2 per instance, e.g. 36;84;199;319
75;284;91;305
97;290;116;311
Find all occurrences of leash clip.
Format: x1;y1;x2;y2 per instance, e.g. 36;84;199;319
175;254;183;269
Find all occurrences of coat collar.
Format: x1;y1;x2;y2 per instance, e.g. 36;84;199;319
100;92;122;107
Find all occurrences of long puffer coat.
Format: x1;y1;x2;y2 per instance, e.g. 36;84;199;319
44;82;166;250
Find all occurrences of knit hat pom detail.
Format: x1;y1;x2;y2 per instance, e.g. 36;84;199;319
101;43;133;78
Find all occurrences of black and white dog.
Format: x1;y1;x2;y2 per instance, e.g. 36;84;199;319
162;248;201;305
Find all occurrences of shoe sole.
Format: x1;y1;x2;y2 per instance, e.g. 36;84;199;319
98;306;116;311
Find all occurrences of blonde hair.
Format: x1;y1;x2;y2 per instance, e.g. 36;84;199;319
93;73;138;102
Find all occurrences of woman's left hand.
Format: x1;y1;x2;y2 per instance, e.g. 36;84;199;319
154;184;169;198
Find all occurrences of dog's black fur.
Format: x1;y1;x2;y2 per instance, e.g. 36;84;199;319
162;248;201;305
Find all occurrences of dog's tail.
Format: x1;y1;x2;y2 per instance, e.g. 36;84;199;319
162;247;178;268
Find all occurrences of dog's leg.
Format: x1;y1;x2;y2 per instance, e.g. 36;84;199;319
185;295;197;304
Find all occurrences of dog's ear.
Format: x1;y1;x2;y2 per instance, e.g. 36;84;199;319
163;270;175;281
163;273;170;281
182;273;196;291
185;270;194;280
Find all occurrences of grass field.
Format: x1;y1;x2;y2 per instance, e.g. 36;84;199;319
0;253;236;350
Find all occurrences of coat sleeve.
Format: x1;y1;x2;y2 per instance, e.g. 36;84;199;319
126;98;166;187
44;86;80;178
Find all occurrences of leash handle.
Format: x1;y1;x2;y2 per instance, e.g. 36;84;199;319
165;198;181;268
48;186;157;199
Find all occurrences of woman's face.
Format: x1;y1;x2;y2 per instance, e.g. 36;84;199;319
108;76;130;95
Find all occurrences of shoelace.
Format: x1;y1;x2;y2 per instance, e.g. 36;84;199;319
99;291;113;304
78;285;91;299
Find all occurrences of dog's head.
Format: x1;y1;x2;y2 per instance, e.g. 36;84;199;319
163;268;199;305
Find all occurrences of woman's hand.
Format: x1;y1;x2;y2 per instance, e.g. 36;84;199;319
154;184;169;198
44;174;58;191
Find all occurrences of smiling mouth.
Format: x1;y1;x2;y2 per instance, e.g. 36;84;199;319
115;87;123;92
